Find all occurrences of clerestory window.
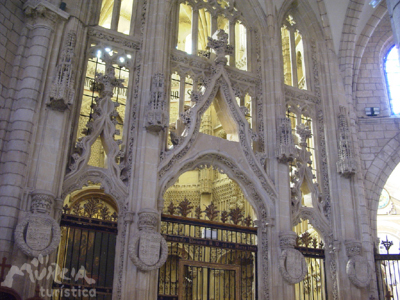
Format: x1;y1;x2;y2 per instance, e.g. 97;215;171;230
281;15;307;90
99;0;135;35
384;46;400;114
176;0;248;71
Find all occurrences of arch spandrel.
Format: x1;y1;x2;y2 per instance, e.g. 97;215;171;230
159;66;277;201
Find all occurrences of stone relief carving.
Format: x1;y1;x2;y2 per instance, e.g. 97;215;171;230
87;28;141;51
48;31;76;111
129;209;168;271
23;0;68;27
276;117;296;162
15;190;61;258
145;73;168;132
345;240;372;288
279;231;308;284
337;106;357;177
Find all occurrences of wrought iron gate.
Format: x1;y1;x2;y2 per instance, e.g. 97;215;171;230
295;233;327;300
158;203;258;300
375;237;400;299
53;198;118;300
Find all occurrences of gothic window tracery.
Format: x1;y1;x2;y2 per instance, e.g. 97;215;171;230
384;45;400;114
176;0;248;71
74;46;131;169
281;15;307;90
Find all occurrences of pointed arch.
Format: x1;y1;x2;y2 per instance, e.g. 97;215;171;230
158;150;274;220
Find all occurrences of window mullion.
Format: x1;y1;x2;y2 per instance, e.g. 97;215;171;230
289;28;298;87
111;0;122;31
211;14;218;35
229;20;235;67
192;8;199;56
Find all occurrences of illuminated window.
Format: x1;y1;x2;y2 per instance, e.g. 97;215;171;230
281;15;307;89
99;0;134;35
76;47;130;168
384;46;400;114
176;0;248;71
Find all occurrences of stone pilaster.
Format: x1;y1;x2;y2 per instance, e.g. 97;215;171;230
0;0;68;257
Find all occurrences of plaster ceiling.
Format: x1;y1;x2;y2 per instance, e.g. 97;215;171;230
258;0;379;55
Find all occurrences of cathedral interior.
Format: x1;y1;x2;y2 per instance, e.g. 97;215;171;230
1;0;400;299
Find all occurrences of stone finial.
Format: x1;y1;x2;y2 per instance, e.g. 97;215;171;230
296;123;312;147
207;30;234;66
31;190;55;215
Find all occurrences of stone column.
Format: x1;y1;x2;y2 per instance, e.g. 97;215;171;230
0;0;67;257
126;0;172;299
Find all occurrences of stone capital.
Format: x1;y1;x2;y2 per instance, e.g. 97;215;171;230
23;0;69;28
344;240;362;257
279;231;297;250
138;208;160;231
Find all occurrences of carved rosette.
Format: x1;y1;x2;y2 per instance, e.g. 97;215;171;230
279;231;308;284
15;190;61;257
276;117;296;162
345;240;372;288
145;73;168;132
129;208;168;271
336;107;357;177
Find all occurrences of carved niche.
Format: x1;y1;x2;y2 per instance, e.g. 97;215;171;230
129;208;168;271
15;190;61;257
279;231;308;284
345;240;372;288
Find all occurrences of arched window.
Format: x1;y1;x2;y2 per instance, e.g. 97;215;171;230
281;15;307;90
384;46;400;114
176;0;248;71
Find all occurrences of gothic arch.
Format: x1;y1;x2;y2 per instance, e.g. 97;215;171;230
61;168;128;211
159;66;277;200
158;150;274;220
364;133;400;234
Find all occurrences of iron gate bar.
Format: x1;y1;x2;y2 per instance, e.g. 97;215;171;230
163;234;258;252
61;214;118;233
161;214;257;234
178;260;240;300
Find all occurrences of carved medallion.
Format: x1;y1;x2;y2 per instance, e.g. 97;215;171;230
15;213;61;258
279;248;308;284
128;208;168;271
346;255;372;288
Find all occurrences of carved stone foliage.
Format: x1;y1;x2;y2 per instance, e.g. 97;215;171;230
87;28;141;51
337;106;357;177
207;30;234;66
345;240;372;288
48;31;76;111
129;209;168;271
15;190;61;258
23;0;68;28
145;73;168;132
279;231;308;284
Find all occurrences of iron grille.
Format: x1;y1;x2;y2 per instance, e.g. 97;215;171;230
158;214;258;300
375;254;400;299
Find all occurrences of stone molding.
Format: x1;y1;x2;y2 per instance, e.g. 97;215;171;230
128;209;168;271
